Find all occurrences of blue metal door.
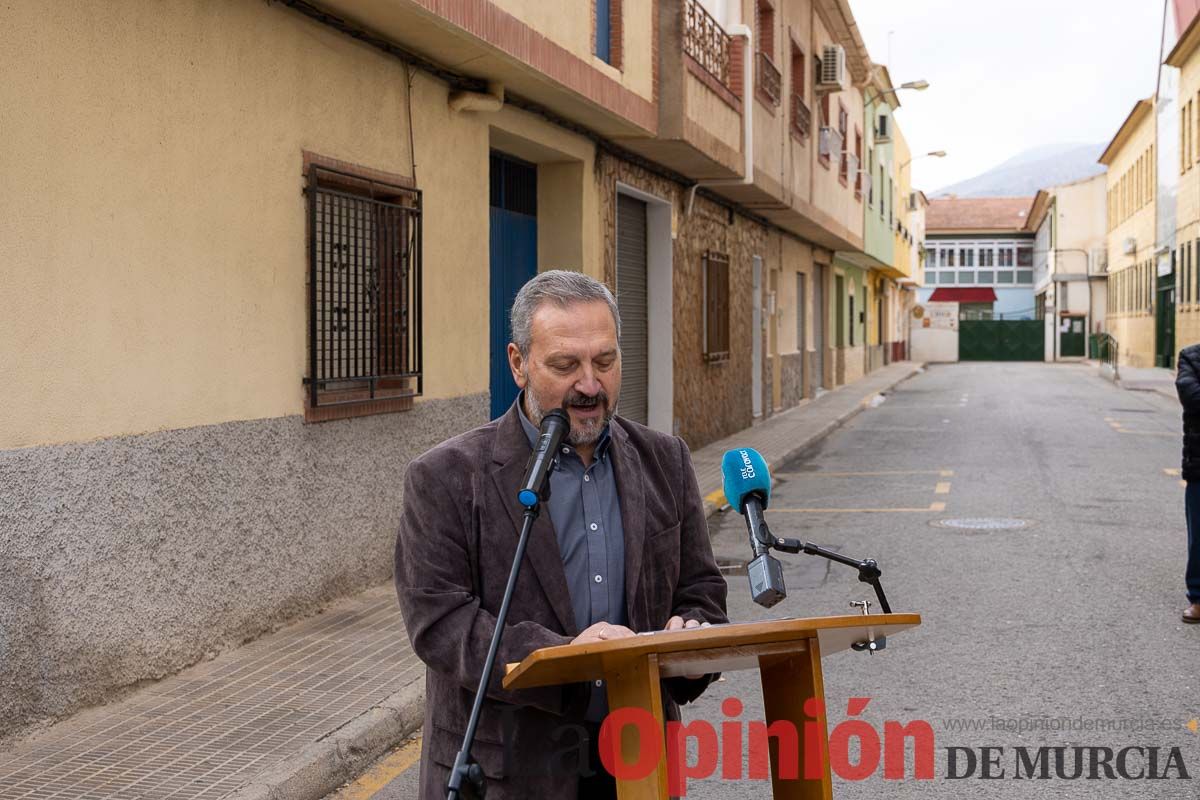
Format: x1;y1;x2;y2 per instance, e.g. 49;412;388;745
489;152;538;419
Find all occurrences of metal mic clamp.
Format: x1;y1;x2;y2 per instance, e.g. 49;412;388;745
767;537;893;615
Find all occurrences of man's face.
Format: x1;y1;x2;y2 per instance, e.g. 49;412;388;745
508;299;621;446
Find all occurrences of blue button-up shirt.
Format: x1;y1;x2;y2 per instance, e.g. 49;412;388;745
518;397;626;720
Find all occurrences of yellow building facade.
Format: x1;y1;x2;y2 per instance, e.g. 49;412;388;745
1169;16;1200;350
1100;98;1158;367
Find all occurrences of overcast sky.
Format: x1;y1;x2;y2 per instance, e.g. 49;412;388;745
850;0;1167;193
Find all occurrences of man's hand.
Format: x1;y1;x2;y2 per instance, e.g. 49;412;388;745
572;621;636;644
664;616;711;679
664;615;708;633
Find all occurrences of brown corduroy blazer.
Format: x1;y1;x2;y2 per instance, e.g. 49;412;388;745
393;403;728;799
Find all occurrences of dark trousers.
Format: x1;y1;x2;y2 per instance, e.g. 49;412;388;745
578;722;617;800
1187;482;1200;603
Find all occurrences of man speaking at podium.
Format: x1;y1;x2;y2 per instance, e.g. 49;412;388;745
395;270;728;798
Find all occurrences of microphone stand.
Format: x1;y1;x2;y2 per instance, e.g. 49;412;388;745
753;522;892;613
772;537;892;614
446;500;543;800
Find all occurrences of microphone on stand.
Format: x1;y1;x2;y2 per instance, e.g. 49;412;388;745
721;448;787;608
517;409;570;508
720;447;895;619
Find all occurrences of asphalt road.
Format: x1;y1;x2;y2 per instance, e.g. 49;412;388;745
338;362;1199;799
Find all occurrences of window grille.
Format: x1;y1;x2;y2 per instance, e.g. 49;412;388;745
305;165;422;409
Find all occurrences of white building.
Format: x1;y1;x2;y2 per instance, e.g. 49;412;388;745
1029;174;1109;360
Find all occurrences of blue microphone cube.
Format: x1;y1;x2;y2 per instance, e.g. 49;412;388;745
721;448;771;512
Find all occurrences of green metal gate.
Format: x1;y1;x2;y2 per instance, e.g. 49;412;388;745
959;319;1045;361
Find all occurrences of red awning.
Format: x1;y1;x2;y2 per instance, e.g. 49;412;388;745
928;288;998;304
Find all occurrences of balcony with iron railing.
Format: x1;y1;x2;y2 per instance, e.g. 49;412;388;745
756;51;781;106
684;0;732;89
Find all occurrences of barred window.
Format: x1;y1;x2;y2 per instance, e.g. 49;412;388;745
703;250;730;362
305;164;422;415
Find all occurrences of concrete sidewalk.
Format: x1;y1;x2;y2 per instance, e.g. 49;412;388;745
1095;361;1177;400
1116;364;1177;400
0;361;923;800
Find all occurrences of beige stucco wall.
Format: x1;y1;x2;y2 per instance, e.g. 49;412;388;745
686;72;744;155
490;0;655;102
809;12;864;241
778;236;816;355
1055;174;1108;275
0;0;601;449
1179;53;1200;348
1104;109;1156;368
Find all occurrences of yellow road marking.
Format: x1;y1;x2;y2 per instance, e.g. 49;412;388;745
774;470;948;478
940;470;954;477
1165;468;1182;476
704;488;726;506
771;502;946;513
332;737;422;799
935;482;951;495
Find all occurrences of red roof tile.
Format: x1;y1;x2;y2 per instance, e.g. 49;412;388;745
926;197;1036;232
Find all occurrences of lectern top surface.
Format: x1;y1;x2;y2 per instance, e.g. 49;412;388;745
503;612;920;690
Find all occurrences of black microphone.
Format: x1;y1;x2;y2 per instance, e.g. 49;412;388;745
721;447;787;608
517;408;570;508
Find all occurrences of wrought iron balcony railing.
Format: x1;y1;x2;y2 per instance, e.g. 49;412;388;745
756;51;781;106
791;93;812;138
685;0;732;87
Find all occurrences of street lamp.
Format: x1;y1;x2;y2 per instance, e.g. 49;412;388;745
864;79;930;107
899;151;947;173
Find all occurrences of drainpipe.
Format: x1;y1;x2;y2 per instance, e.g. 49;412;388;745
686;24;753;216
448;81;505;113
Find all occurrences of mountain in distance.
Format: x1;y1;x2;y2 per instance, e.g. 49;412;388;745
933;142;1107;198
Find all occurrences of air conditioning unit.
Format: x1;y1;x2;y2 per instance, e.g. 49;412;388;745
817;44;848;93
861;172;873;197
907;191;919;211
818;126;844;160
1122;237;1137;256
876;114;892;143
1091;247;1109;274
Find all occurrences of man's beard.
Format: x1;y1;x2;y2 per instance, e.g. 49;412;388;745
524;382;617;446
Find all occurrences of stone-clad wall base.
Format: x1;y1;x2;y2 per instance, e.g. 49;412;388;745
0;393;487;736
780;352;805;408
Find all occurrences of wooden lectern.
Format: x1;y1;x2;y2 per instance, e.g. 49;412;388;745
504;613;921;799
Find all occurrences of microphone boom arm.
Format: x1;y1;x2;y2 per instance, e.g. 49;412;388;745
769;535;892;614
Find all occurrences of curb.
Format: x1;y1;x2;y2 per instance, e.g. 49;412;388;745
224;674;425;800
700;363;924;518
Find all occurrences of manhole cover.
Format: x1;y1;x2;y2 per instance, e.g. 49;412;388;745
931;517;1030;531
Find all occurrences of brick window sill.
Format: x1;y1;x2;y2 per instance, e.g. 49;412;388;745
304;389;416;423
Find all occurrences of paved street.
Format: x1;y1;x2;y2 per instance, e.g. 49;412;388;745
344;362;1200;798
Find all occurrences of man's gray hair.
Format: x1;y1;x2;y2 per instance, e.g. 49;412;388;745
510;270;621;356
